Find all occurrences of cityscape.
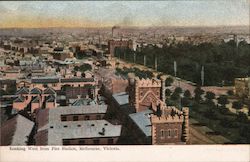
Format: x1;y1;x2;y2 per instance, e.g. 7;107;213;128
0;1;250;146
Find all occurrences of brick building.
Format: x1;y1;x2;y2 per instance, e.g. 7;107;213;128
109;73;189;144
108;39;133;57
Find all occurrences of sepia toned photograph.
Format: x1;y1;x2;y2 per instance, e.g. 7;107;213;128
0;0;249;161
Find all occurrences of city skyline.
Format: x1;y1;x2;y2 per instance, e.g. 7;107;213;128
0;0;249;28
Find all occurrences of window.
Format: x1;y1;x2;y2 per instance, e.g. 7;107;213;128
64;125;68;128
174;129;178;138
61;115;67;121
96;115;101;120
93;139;100;145
85;115;90;120
73;116;79;121
168;129;171;138
79;140;85;145
63;139;70;145
160;129;164;139
108;139;114;144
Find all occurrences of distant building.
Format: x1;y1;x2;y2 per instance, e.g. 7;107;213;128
1;114;34;146
234;77;250;99
51;47;73;61
28;76;96;91
108;39;133;57
35;105;122;145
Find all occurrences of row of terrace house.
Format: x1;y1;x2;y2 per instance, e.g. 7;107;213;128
13;87;56;114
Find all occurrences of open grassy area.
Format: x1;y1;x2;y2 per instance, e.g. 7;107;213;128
189;102;250;143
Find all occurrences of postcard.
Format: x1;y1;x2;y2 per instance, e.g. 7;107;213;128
0;1;249;162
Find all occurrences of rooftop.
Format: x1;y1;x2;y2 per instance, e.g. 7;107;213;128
1;114;34;145
49;105;108;122
112;92;129;106
38;120;121;145
129;109;153;137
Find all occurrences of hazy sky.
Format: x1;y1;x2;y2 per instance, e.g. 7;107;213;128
0;1;249;28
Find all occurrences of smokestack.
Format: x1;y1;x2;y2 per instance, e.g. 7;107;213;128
112;26;120;38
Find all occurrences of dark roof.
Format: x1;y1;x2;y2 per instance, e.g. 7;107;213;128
0;79;16;85
53;47;64;52
31;78;59;84
14;96;25;102
46;95;55;102
129;109;153;137
44;87;56;94
72;98;96;106
30;88;42;94
16;87;29;95
61;78;94;83
0;114;34;145
32;96;40;103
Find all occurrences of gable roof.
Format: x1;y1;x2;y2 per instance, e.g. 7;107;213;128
30;88;42;94
0;114;35;145
16;87;29;95
46;95;55;102
44;87;56;95
13;96;25;103
31;96;40;103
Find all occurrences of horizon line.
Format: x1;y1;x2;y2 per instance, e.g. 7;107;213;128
0;25;249;29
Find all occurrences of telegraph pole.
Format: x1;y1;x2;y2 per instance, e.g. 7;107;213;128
201;65;204;86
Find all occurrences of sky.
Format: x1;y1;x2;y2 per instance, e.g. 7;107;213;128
0;1;249;28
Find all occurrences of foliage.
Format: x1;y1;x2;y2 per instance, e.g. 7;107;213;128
165;77;174;86
194;86;204;103
75;63;92;73
217;95;229;108
165;89;172;97
115;67;153;79
232;101;243;112
114;40;250;86
236;112;248;123
183;90;191;99
227;90;234;96
174;87;183;94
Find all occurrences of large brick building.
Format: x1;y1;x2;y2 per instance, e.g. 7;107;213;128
109;73;189;145
108;39;133;57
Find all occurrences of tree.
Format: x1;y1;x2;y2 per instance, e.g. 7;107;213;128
165;89;172;97
236;112;248;123
165;77;174;86
182;90;192;106
217;95;229;108
174;87;183;94
232;101;243;113
183;90;191;99
205;91;216;108
194;86;204;103
79;63;92;72
227;90;234;96
171;92;180;101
